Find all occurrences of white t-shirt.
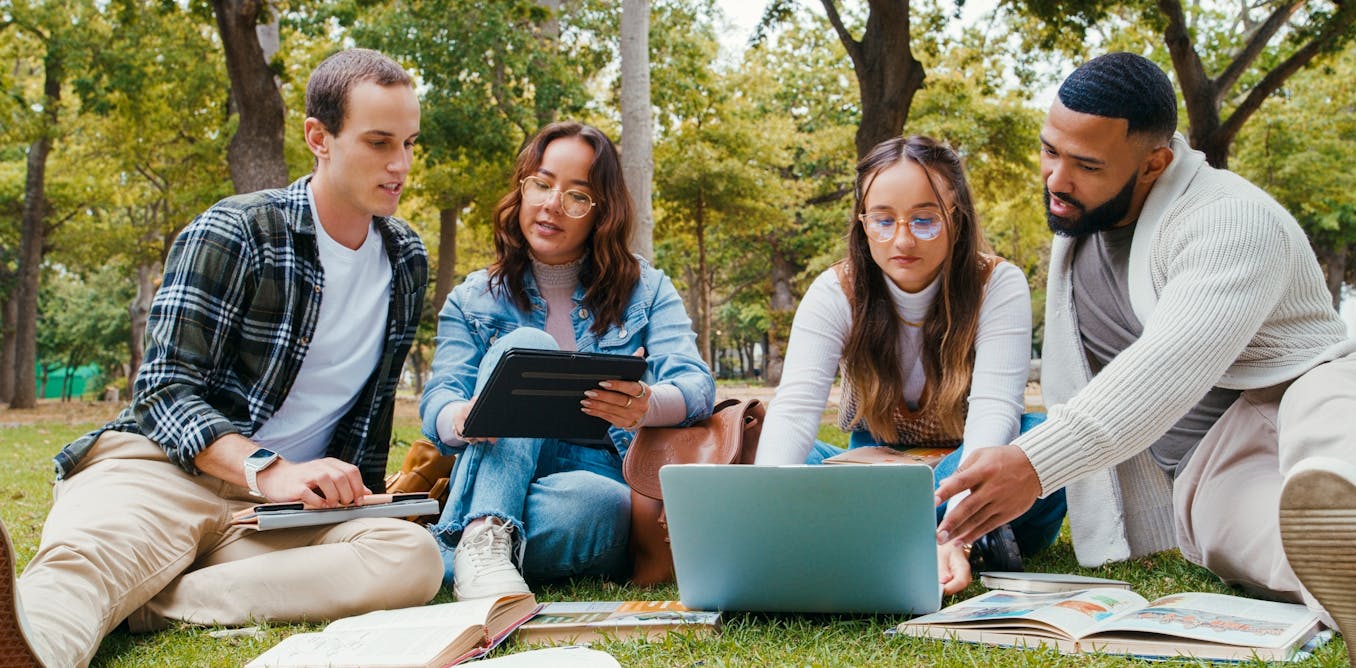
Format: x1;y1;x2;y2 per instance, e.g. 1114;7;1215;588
252;188;392;461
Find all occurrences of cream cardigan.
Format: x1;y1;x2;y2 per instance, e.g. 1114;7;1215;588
1021;133;1356;566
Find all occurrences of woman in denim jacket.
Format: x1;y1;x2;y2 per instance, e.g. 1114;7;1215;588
421;121;714;600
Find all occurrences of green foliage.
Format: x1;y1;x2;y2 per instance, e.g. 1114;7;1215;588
36;265;133;386
1233;41;1356;289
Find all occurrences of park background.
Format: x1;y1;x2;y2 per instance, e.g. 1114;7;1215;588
1;0;1354;665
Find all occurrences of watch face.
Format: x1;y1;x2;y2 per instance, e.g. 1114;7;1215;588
246;448;278;467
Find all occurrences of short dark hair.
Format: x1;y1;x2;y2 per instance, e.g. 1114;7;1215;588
306;48;412;136
1057;52;1177;142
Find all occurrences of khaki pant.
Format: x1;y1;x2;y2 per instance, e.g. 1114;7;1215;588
1174;353;1356;621
17;431;442;668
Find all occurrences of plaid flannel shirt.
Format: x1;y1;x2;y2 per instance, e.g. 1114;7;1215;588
55;176;428;490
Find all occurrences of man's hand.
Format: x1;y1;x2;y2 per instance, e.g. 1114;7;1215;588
935;444;1042;546
938;540;972;595
195;433;371;507
256;458;372;508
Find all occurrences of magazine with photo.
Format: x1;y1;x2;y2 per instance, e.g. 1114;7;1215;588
894;588;1323;662
515;600;721;644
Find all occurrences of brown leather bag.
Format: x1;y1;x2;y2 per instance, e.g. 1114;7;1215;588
384;438;457;524
622;398;765;584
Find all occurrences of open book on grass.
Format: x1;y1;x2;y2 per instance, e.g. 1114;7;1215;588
246;593;541;668
515;600;720;644
895;589;1323;662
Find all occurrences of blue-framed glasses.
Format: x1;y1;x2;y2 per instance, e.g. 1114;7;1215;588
857;208;947;242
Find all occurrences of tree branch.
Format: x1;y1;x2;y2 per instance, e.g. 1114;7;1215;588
804;184;852;206
1158;0;1211;94
819;0;863;65
1216;1;1302;103
1218;1;1356;148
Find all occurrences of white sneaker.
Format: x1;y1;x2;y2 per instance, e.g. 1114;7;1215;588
452;519;530;601
1;519;45;667
1280;456;1356;666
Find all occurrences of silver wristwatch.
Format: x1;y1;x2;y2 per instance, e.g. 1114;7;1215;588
243;448;281;497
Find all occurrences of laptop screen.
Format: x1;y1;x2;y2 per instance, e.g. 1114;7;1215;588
659;464;942;615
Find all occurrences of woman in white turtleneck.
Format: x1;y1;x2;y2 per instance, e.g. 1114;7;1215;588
754;135;1064;595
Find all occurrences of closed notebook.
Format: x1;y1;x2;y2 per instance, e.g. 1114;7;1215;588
231;493;440;531
515;600;720;644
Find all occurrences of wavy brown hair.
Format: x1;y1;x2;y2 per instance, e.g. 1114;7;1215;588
842;135;993;442
490;122;639;335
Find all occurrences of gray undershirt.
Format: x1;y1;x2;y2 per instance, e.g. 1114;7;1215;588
1070;223;1241;478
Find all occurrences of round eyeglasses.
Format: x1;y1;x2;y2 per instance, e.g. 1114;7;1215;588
858;208;946;242
520;175;597;219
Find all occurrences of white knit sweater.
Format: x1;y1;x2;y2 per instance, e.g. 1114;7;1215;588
756;261;1032;466
1024;133;1356;566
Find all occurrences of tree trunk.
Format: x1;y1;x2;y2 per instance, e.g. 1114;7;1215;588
128;260;159;391
621;0;655;260
407;343;426;396
821;0;924;159
11;52;62;410
213;0;289;194
1315;243;1348;312
766;242;797;386
0;290;15;403
695;192;711;365
534;0;563;129
434;206;465;312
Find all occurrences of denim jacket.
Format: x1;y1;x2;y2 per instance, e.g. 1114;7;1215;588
420;257;714;456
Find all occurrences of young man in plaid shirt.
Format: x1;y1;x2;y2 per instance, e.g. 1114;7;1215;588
2;48;440;667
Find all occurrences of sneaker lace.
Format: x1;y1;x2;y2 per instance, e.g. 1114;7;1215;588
465;523;516;571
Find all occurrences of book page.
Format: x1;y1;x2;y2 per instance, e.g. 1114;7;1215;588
901;589;1148;640
324;597;501;634
1083;592;1319;648
245;626;476;668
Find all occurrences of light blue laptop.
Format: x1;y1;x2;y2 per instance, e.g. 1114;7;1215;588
659;464;942;615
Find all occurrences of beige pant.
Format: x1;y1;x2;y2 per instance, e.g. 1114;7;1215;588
17;431;443;667
1174;353;1356;619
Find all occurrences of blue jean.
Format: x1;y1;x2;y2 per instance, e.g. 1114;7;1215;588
430;328;631;586
806;413;1067;556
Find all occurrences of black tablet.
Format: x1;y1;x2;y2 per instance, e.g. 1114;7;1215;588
461;348;648;444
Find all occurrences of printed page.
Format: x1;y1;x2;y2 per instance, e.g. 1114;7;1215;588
245;626;473;668
902;589;1147;640
323;597;499;634
1084;592;1319;648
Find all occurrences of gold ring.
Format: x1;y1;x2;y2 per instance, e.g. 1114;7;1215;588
627;417;641;430
632;382;648;399
624;396;633;409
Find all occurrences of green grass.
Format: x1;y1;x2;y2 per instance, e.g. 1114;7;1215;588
0;416;1347;667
